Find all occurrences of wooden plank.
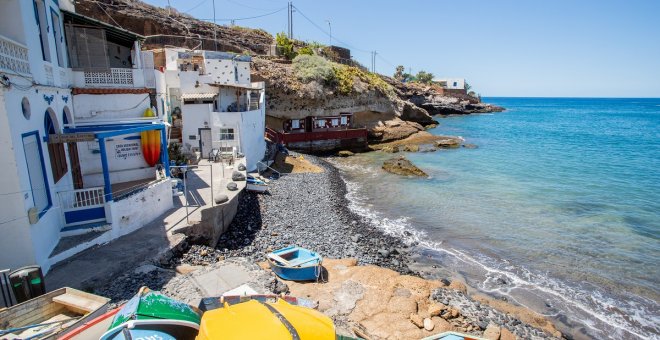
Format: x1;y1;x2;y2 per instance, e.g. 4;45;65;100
52;293;104;314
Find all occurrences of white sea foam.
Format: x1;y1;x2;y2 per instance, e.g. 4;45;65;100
339;172;659;340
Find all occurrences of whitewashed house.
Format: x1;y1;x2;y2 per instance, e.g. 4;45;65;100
155;48;266;171
0;0;172;273
433;78;466;90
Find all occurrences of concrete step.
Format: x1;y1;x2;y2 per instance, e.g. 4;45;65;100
48;230;112;267
60;221;111;237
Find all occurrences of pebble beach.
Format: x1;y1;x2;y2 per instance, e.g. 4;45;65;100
93;154;562;339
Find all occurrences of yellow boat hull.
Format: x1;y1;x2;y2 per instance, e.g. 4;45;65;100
196;299;335;340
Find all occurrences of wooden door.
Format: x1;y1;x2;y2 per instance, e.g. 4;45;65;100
199;128;212;158
68;143;83;189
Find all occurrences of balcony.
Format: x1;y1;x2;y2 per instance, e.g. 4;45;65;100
72;67;155;89
0;34;30;76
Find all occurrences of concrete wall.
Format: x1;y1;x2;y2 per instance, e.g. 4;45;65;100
108;180;173;238
72;93;152;120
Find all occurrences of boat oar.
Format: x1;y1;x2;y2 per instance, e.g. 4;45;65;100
0;317;79;336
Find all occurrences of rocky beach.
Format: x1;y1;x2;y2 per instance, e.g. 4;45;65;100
93;153;562;340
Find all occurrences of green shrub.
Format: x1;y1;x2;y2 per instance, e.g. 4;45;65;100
276;32;297;60
332;64;395;97
297;46;314;56
292;55;335;83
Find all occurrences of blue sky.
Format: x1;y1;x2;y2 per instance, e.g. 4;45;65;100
142;0;660;97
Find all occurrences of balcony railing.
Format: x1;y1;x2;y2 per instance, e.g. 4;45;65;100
84;68;134;86
0;35;30;76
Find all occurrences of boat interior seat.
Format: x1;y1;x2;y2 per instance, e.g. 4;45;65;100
286;257;319;267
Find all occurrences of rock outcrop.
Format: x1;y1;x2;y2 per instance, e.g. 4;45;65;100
382;156;427;177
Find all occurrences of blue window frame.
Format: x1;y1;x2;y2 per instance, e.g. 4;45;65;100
21;131;52;218
50;7;64;67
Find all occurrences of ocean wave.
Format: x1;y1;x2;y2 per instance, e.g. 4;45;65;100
341;174;659;340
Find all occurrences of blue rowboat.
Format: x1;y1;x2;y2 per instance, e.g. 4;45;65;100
267;246;322;281
422;331;488;340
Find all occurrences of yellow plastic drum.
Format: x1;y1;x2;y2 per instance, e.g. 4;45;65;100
196;299;335;340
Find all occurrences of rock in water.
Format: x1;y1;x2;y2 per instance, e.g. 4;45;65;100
402;144;420;152
382;156;427;177
434;137;462;148
381;145;400;153
338;150;354;157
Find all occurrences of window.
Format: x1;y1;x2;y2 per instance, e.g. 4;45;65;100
219;128;235;141
33;0;51;62
22;131;51;217
453;81;458;87
189;135;197;140
50;8;64;67
291;120;300;129
341;116;348;125
331;118;339;126
45;110;68;183
316;119;326;128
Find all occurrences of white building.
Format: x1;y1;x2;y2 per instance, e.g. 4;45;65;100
433;78;466;90
0;0;172;273
155;48;266;171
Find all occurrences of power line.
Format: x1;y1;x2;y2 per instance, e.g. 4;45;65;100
292;5;371;54
184;0;208;13
198;7;286;22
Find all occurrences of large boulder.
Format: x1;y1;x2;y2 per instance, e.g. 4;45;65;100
338;150;354;157
382;157;427;177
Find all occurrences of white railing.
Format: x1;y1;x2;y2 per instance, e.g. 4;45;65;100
83;68;134;86
0;35;30;76
59;187;105;210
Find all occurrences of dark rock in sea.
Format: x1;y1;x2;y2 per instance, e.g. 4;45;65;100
462;143;479;149
382;156;428;177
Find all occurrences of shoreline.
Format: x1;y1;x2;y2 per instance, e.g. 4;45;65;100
92;153;563;339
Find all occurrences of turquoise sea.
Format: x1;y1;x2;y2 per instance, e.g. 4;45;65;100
330;98;659;339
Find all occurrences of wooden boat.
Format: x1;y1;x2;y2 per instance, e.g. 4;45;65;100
0;287;109;339
422;331;488;340
246;175;268;192
99;287;201;340
196;298;335;340
267;245;322;281
58;307;120;340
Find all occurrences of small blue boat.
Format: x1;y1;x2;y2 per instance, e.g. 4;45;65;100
267;245;323;281
422;331;488;340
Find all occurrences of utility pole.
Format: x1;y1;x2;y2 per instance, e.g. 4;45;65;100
287;2;290;38
212;0;217;50
287;2;294;39
371;51;377;73
326;20;331;46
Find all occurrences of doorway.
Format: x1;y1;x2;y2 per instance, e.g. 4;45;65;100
199;128;212;158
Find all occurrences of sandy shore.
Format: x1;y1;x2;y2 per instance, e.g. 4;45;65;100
93;153;563;339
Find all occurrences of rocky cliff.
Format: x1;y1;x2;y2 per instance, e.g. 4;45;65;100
77;0;503;143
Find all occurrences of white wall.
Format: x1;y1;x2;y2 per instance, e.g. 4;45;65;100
0;80;75;272
181;103;211;152
0;92;37;270
434;78;466;90
107;180;172;238
72;93;152;120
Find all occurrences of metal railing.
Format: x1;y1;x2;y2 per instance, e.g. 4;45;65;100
0;34;30;76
